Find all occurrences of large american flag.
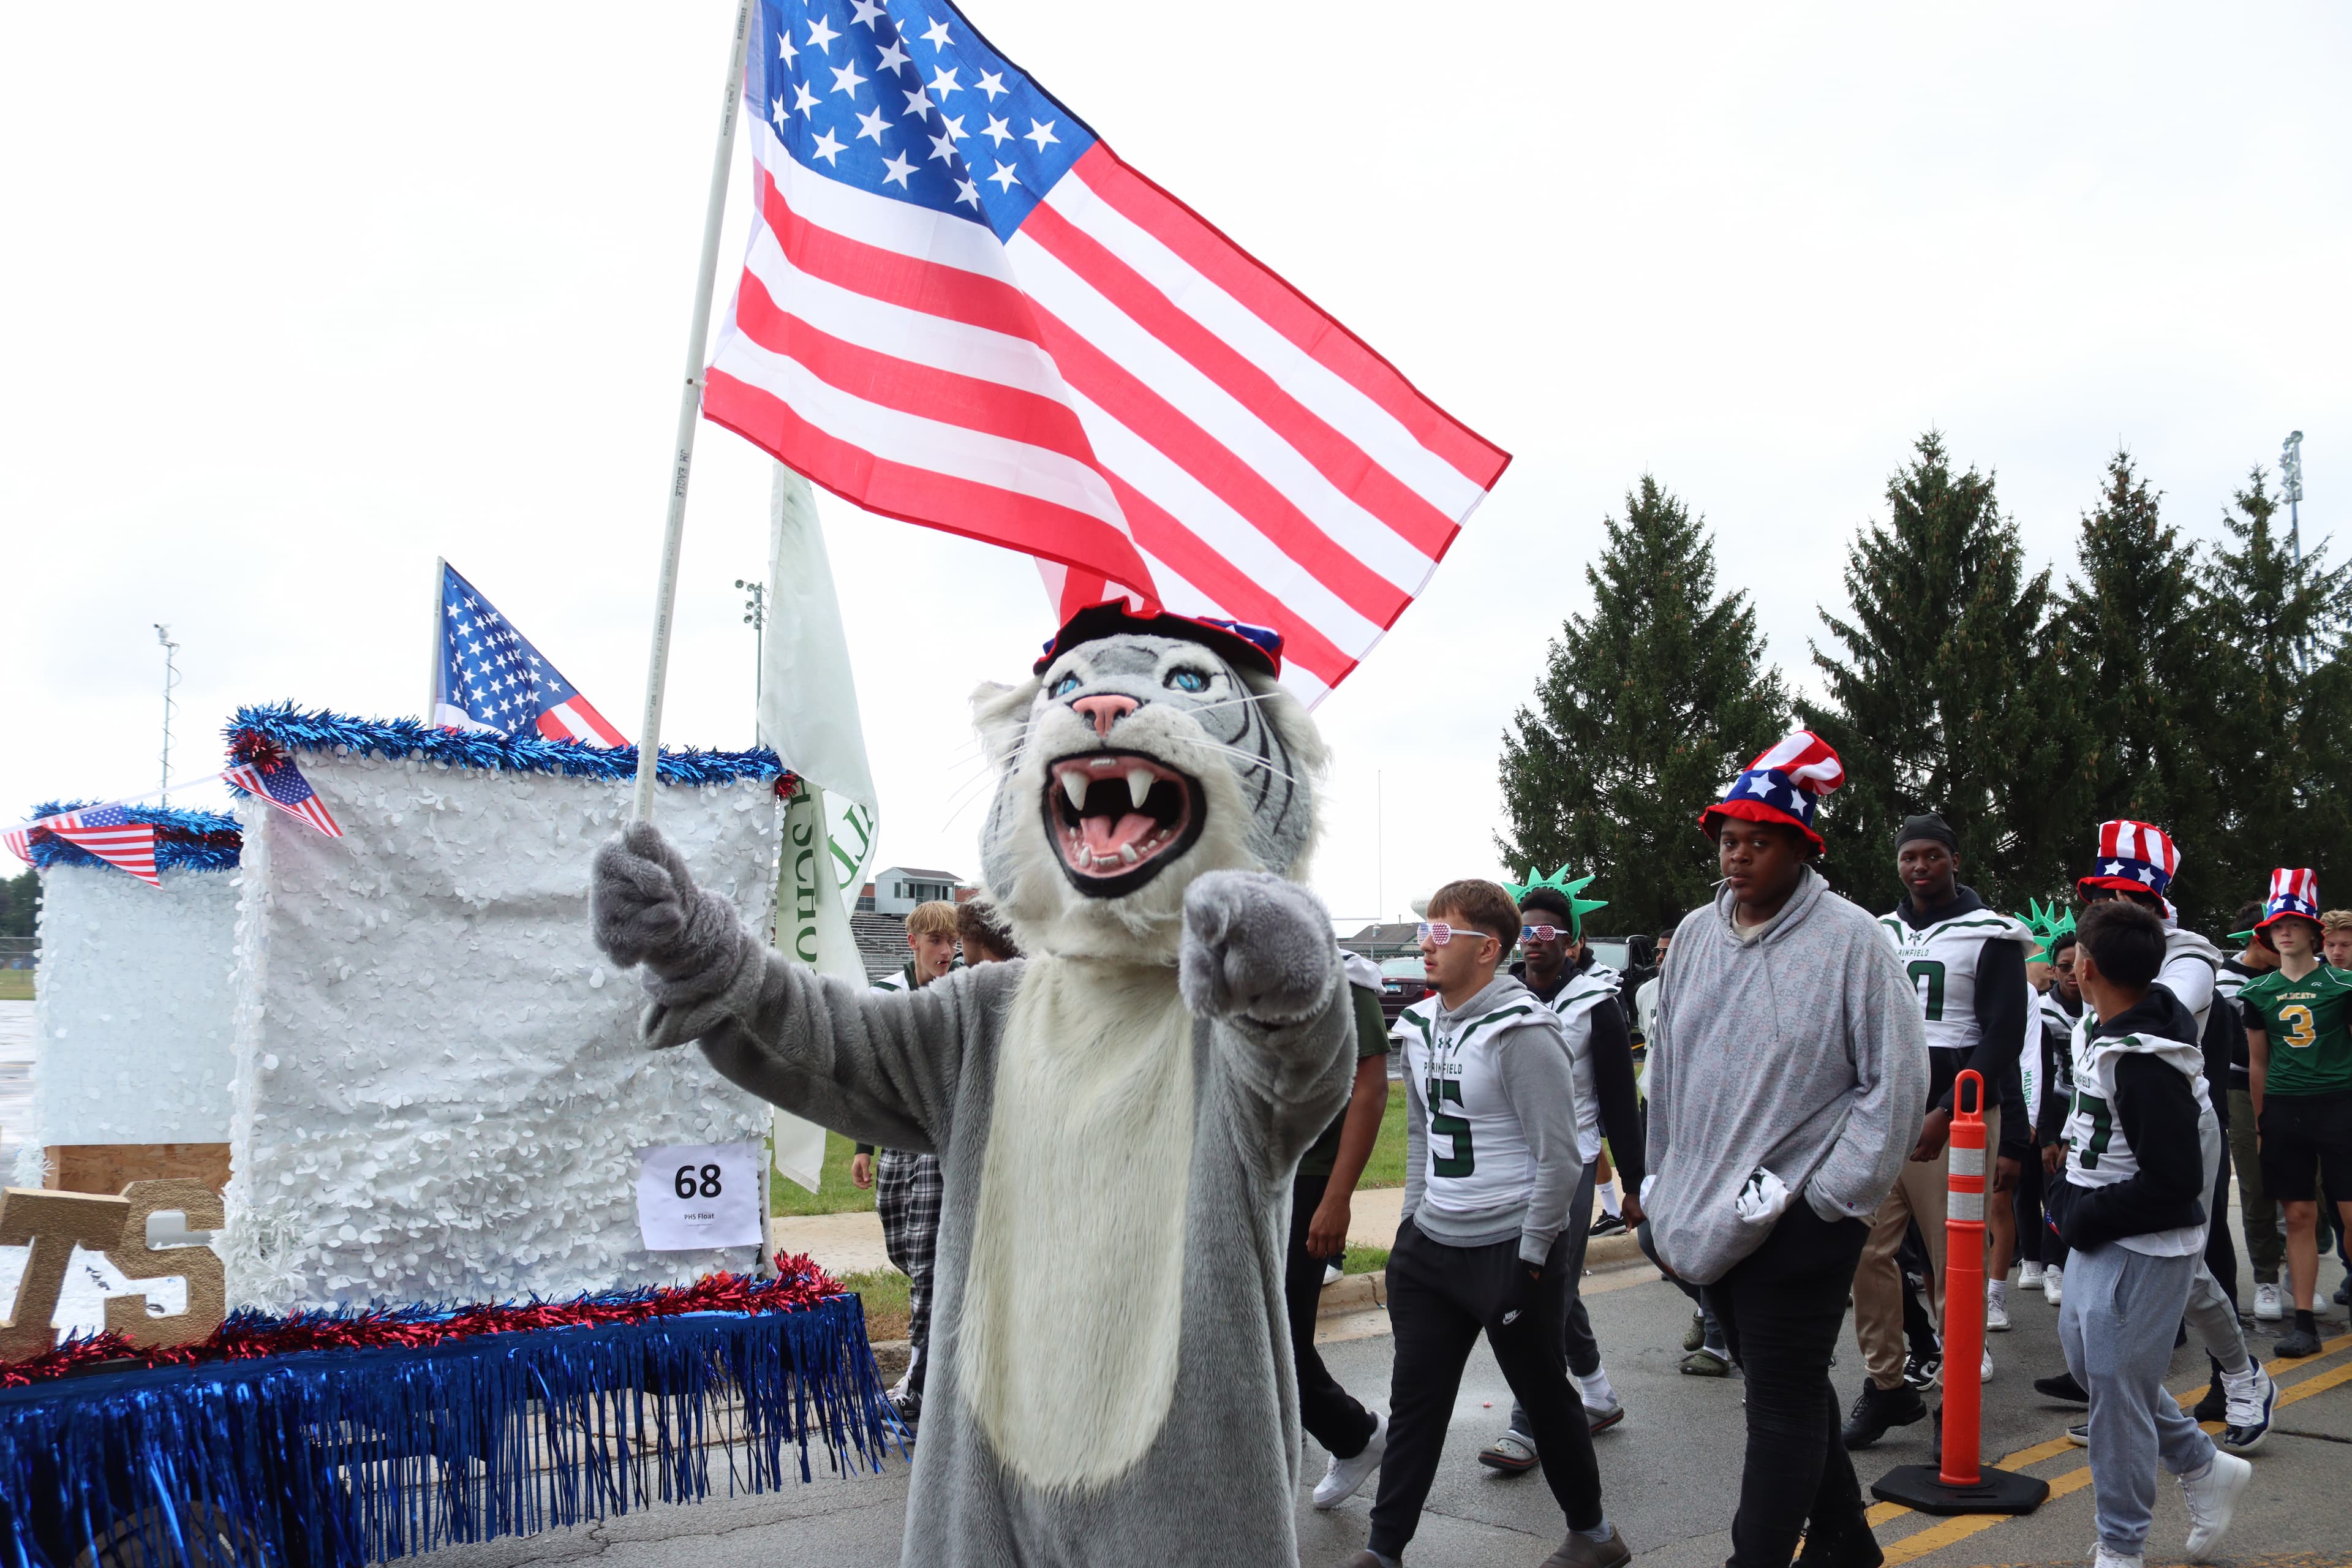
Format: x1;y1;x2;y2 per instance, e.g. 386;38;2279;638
703;0;1509;704
44;805;160;886
434;562;627;745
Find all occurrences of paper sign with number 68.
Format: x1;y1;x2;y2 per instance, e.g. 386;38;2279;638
635;1141;763;1252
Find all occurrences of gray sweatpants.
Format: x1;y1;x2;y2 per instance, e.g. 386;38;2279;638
2184;1106;2252;1376
2059;1242;2218;1555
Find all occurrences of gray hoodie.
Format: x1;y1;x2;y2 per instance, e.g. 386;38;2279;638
1646;868;1929;1285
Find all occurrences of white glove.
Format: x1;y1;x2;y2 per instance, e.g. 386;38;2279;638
1734;1167;1793;1226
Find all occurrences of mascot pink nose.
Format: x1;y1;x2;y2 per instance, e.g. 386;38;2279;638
1069;693;1138;738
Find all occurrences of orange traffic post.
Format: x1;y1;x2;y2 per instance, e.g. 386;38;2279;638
1869;1069;2049;1516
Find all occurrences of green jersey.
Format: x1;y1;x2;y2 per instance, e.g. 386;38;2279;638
2241;963;2352;1098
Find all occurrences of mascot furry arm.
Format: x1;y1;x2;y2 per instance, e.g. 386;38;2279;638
592;613;1356;1567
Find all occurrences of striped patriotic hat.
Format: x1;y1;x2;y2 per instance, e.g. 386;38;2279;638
2078;820;2180;900
2256;868;2322;935
1035;599;1284;680
1700;730;1845;853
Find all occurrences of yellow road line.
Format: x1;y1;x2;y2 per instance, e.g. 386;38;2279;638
1864;1331;2352;1559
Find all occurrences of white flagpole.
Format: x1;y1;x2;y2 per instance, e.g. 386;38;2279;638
427;556;447;722
630;0;757;822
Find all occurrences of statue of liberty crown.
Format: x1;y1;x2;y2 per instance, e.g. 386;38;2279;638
2016;896;2076;963
1504;865;1608;937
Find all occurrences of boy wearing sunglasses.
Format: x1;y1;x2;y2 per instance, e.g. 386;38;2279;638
1477;880;1646;1472
1352;881;1626;1568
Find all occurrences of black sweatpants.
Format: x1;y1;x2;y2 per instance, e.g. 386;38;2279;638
2014;1150;2068;1268
1711;1200;1872;1568
1370;1218;1603;1557
1285;1171;1379;1460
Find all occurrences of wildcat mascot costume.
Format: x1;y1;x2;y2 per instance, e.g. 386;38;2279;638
592;603;1354;1566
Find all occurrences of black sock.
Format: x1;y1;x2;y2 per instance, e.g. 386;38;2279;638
2296;1308;2318;1335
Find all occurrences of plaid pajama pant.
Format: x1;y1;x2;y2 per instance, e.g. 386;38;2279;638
876;1148;943;1399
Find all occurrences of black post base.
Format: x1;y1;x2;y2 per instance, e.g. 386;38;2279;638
1870;1464;2049;1516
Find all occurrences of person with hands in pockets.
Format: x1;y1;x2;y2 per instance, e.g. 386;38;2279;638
1349;878;1627;1568
1645;732;1928;1568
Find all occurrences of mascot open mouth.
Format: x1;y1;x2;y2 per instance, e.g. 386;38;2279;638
1043;752;1204;898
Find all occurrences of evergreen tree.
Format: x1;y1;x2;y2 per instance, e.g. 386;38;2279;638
2198;467;2352;929
1498;477;1787;934
2054;449;2212;892
1801;432;2067;911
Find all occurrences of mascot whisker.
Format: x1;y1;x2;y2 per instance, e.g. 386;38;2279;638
593;602;1353;1567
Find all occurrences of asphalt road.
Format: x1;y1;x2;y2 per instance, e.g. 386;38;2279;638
417;1237;2352;1568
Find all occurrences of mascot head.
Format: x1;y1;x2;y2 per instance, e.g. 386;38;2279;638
973;603;1327;962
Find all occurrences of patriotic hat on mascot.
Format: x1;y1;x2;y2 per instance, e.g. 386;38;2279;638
2078;820;2180;900
1700;730;1845;854
2254;868;2322;942
1035;599;1284;680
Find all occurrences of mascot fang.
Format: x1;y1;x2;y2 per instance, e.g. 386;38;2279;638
593;603;1354;1566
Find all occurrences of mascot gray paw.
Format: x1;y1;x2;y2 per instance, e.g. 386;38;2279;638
1178;868;1336;1023
591;821;750;1013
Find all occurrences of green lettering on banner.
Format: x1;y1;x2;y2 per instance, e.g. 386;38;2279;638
831;801;874;880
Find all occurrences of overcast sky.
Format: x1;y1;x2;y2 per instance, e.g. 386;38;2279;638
6;4;2348;930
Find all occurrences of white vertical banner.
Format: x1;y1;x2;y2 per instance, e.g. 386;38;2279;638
760;465;884;1193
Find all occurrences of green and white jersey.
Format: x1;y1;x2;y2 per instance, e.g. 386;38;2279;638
1545;973;1619;1164
871;963;914;993
2062;1027;2208;1256
2240;963;2352;1098
1390;993;1557;1220
1877;907;2038;1057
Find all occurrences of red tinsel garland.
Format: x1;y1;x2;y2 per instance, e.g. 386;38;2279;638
0;1259;844;1390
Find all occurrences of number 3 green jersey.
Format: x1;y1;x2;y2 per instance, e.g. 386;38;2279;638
2240;963;2352;1097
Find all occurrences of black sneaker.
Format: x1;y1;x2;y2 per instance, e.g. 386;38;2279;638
1588;1212;1628;1238
2274;1324;2324;1357
2032;1370;2090;1404
1901;1352;1941;1392
1841;1381;1927;1450
2192;1373;2227;1423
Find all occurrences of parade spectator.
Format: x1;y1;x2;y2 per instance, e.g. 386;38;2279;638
1646;732;1926;1568
1359;880;1625;1568
2324;910;2352;971
2052;900;2252;1567
2218;903;2283;1321
954;897;1020;964
852;900;960;1427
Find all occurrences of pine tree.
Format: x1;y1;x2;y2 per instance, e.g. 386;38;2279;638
2054;449;2211;892
1801;432;2067;911
1497;477;1787;935
2198;467;2352;929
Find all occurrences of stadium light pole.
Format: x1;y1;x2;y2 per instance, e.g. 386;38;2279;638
736;578;767;703
154;624;181;807
2282;431;2307;673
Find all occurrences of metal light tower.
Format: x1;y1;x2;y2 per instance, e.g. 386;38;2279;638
154;624;181;805
734;578;768;703
2282;430;2305;571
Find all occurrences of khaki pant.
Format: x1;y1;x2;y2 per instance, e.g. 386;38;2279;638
1854;1107;1999;1391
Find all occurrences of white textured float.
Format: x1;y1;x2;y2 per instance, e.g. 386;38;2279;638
219;709;784;1312
9;809;243;1188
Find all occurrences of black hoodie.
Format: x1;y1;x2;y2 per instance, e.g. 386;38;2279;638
2051;987;2208;1253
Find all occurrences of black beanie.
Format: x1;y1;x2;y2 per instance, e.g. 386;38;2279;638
1895;813;1958;853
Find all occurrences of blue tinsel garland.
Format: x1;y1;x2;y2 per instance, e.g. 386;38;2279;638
0;1295;891;1568
225;704;793;789
23;801;242;875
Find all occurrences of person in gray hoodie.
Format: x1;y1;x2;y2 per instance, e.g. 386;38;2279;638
1645;731;1929;1568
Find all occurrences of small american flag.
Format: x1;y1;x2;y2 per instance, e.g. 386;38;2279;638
225;757;344;839
2;826;29;865
46;805;161;885
704;0;1509;705
434;562;627;745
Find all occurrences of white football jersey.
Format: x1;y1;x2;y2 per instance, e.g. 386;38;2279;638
1878;908;2038;1061
1544;974;1619;1164
2061;1025;2207;1256
1392;992;1564;1219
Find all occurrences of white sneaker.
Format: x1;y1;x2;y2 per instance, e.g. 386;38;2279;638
2220;1365;2277;1454
1313;1413;1386;1509
1981;1347;1994;1382
2092;1544;2144;1568
2180;1450;2252;1559
2020;1261;2046;1287
1986;1295;2011;1332
1322;1261;1343;1287
2044;1267;2065;1306
2253;1281;2284;1321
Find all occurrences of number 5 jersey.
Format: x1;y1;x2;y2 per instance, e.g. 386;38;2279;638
1390;974;1583;1263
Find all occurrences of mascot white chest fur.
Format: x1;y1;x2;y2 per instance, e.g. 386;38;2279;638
594;618;1355;1564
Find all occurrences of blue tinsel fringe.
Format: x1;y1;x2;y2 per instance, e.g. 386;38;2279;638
23;801;242;875
0;1295;892;1568
225;704;788;788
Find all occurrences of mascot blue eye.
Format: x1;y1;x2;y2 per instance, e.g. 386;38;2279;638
1051;673;1081;698
1166;668;1209;693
